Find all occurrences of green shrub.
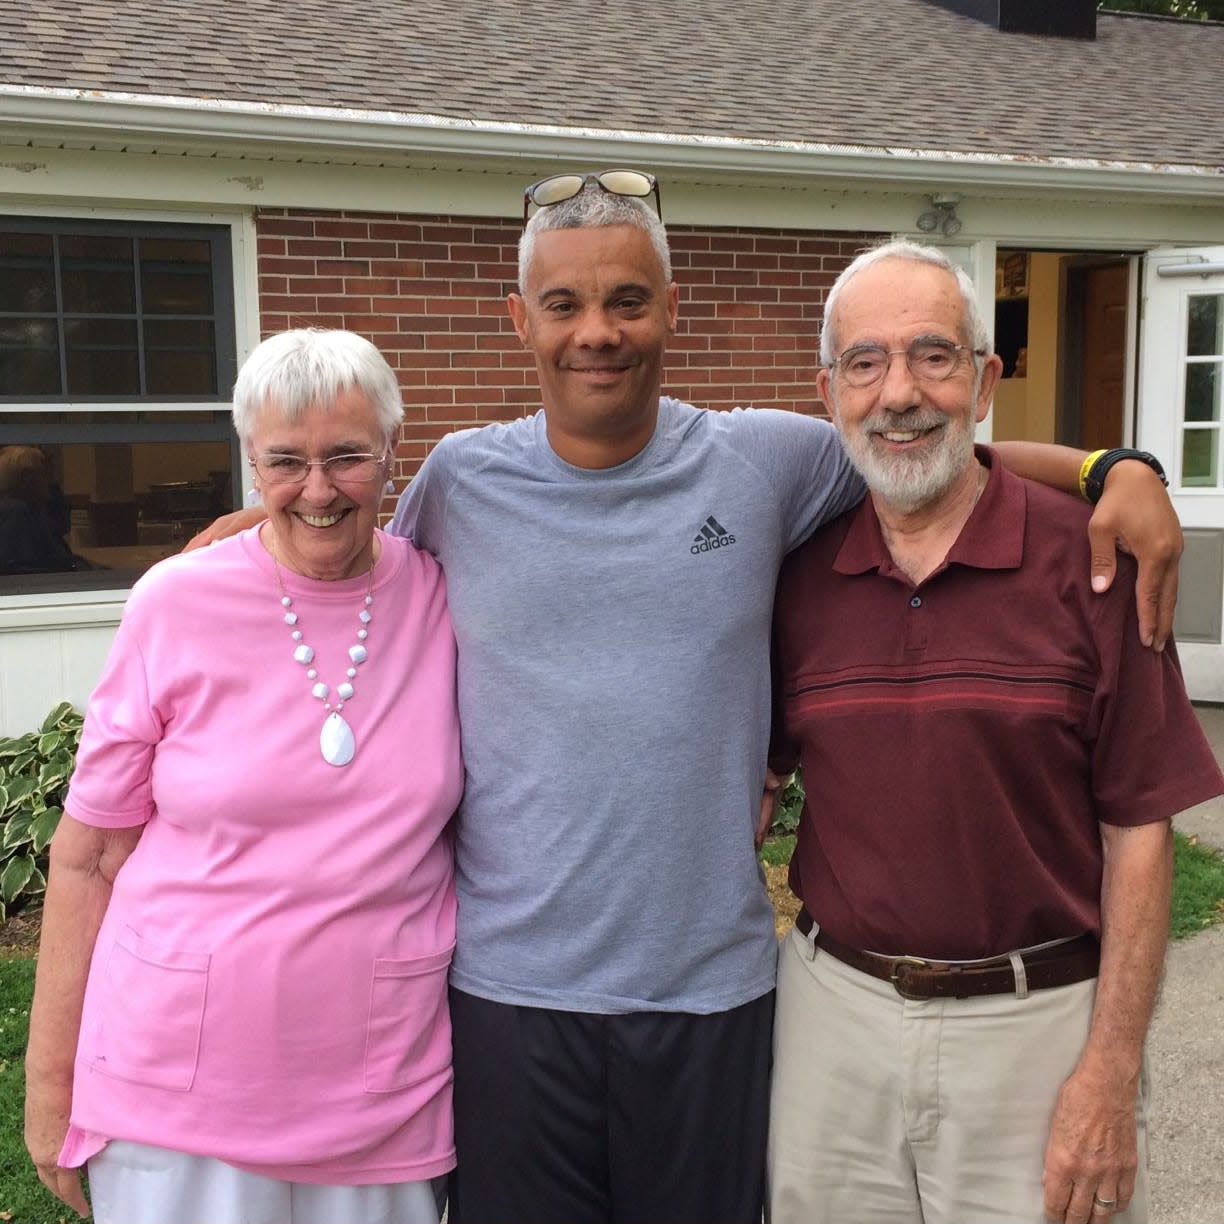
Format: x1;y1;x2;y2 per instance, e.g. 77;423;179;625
0;702;81;921
770;770;805;837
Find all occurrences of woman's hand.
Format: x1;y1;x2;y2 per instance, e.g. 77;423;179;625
25;1078;90;1217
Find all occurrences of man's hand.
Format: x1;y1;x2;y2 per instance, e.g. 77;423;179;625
184;505;267;552
1087;460;1181;651
756;769;784;850
25;1081;90;1218
1042;1062;1135;1224
1041;1065;1138;1224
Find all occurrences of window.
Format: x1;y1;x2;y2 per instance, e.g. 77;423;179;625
0;218;239;594
1180;293;1224;489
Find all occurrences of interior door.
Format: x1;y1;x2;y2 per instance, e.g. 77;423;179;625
1078;262;1130;450
1137;246;1224;700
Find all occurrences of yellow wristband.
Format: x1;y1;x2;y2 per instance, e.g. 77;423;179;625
1078;449;1108;500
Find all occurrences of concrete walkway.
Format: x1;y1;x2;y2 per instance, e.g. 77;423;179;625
1148;705;1224;1224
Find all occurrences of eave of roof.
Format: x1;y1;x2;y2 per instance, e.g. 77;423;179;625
1;86;1220;206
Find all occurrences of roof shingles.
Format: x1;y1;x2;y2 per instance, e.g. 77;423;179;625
0;0;1219;169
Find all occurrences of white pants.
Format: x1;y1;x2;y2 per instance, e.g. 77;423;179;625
767;926;1150;1224
88;1140;447;1224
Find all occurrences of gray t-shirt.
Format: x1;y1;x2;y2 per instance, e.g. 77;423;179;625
391;397;863;1013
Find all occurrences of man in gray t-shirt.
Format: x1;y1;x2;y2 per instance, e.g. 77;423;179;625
389;187;855;1221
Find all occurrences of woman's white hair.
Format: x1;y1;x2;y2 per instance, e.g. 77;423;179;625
518;185;672;292
231;329;404;444
819;240;991;366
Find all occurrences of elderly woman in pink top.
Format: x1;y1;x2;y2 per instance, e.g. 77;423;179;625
24;329;462;1224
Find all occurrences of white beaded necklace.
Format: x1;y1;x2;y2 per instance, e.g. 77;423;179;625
272;554;375;767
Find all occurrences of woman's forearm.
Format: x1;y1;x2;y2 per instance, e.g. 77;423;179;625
25;820;143;1156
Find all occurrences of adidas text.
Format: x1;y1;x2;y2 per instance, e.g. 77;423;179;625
691;534;737;555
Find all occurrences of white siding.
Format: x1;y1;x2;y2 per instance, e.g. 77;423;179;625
0;597;123;734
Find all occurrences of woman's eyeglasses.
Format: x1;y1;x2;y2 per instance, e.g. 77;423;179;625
250;452;387;484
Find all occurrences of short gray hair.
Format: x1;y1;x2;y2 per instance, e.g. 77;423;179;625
518;185;672;292
819;240;991;366
231;329;404;445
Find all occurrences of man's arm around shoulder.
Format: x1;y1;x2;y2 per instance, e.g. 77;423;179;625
993;441;1181;651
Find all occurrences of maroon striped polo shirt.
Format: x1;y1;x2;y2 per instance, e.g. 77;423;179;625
771;447;1223;960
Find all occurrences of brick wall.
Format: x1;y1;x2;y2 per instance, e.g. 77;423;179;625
256;209;881;486
668;227;880;416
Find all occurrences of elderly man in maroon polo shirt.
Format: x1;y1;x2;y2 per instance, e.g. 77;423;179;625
767;240;1224;1224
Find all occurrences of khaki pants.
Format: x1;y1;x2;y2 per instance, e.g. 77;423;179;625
767;925;1150;1224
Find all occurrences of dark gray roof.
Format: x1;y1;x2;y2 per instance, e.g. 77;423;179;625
0;0;1221;169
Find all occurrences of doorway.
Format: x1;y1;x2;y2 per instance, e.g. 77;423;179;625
989;249;1135;449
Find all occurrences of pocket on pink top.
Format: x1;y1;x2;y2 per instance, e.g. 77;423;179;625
363;945;454;1094
91;926;210;1092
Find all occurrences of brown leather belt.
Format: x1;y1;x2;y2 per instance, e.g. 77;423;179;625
794;909;1099;1000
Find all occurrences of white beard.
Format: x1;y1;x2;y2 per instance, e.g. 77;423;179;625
839;408;977;514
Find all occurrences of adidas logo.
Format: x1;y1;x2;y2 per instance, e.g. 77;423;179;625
691;515;737;555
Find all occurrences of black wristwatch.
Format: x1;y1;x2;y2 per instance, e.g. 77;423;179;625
1083;449;1168;504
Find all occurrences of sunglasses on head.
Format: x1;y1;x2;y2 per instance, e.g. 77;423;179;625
522;169;663;224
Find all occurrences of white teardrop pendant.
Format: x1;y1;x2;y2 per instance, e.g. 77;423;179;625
320;711;356;767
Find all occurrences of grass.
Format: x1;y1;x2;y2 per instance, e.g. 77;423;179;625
0;959;75;1224
0;832;1218;1221
1171;831;1224;939
759;833;796;868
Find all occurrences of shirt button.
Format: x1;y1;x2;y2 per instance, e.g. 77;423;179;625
909;595;922;608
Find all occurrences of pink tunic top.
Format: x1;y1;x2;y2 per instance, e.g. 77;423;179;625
61;527;462;1184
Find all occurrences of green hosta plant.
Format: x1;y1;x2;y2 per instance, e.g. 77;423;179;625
771;769;805;838
0;701;82;921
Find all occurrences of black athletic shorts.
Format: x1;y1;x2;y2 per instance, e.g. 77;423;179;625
447;985;774;1224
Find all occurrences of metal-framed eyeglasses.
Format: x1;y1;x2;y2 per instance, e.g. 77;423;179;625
249;452;388;485
829;339;986;389
523;169;662;224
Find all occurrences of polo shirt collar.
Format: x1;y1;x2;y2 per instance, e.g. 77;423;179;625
832;444;1026;578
